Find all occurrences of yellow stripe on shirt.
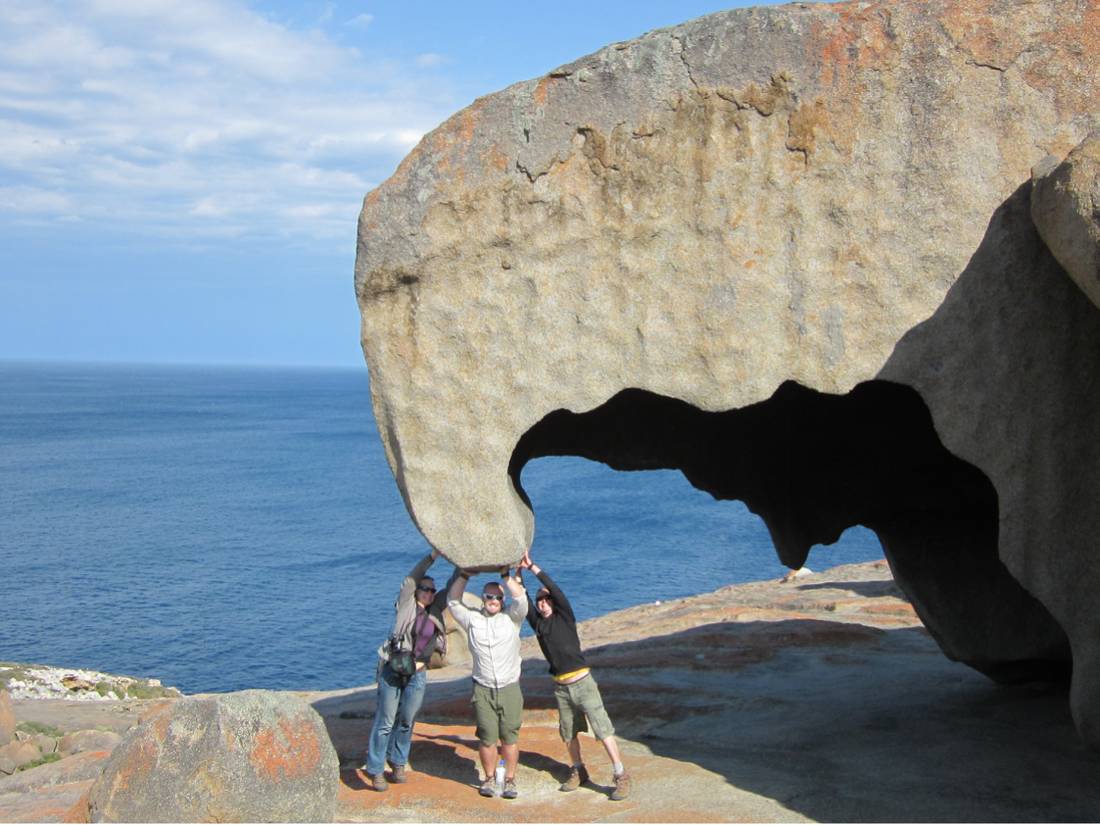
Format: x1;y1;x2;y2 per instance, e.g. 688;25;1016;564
553;667;590;685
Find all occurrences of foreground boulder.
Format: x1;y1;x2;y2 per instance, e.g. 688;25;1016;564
87;691;338;822
355;0;1100;745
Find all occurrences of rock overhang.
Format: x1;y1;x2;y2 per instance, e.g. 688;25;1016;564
356;0;1096;565
356;0;1100;744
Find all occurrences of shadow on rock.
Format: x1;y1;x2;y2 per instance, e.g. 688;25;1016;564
583;618;1099;822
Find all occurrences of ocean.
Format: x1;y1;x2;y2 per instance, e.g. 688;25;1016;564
0;361;883;694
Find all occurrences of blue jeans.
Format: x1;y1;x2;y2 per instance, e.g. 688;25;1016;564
365;662;427;776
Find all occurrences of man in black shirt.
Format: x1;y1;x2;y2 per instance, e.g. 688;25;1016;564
519;550;630;801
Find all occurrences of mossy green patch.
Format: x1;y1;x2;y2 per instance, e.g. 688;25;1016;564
123;682;175;700
16;721;65;738
15;752;62;772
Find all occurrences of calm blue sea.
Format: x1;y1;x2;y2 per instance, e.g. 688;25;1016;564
0;361;883;694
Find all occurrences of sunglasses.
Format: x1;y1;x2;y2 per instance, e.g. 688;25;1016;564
417;585;436;592
482;593;503;601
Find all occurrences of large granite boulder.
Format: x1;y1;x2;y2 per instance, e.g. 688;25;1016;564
88;691;339;822
354;0;1100;745
1031;134;1100;309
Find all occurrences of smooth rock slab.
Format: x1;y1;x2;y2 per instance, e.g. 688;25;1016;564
0;780;94;824
58;731;118;758
0;750;110;797
88;691;339;823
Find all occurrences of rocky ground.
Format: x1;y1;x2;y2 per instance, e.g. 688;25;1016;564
3;560;1100;822
0;664;180;704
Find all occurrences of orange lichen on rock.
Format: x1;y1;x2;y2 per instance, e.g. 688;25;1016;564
61;784;93;824
813;2;899;92
939;2;1016;69
106;717;163;795
939;0;1100;116
533;75;554;107
248;717;322;781
483;143;511;173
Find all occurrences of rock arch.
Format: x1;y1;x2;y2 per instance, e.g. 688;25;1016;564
355;0;1100;744
508;381;1070;683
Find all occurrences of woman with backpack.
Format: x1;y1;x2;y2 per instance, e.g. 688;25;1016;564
362;548;458;791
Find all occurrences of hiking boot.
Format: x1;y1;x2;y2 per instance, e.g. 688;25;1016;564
610;772;631;801
502;778;519;799
559;764;589;792
366;772;388;792
478;778;497;798
389;763;407;783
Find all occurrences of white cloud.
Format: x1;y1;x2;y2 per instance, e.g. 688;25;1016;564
415;52;448;69
0;0;454;247
0;186;73;214
190;196;231;217
346;13;374;29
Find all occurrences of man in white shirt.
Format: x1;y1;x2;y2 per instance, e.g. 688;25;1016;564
448;568;527;799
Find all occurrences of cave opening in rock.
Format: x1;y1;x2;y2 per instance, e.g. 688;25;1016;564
514;454;882;624
508;380;1072;683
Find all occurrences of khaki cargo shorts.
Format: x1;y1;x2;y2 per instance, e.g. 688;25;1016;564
554;672;614;742
472;680;523;746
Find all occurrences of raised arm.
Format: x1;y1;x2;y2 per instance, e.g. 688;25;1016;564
529;562;575;623
398;549;439;606
503;569;528;625
447;570;472;630
519;551;540;629
430;565;464;620
524;583;539;629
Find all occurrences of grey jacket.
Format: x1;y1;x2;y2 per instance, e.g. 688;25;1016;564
377;552;460;664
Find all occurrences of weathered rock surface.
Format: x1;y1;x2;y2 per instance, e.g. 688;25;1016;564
0;780;94;824
87;690;339;823
57;732;119;758
0;749;110;797
355;0;1100;745
0;692;13;747
1032;133;1100;308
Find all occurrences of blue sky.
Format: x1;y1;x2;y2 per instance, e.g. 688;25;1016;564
1;0;767;367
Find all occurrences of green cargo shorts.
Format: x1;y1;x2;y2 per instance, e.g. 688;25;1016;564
471;681;523;746
554;672;614;742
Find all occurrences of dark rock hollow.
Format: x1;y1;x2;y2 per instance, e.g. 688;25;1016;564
509;380;1071;685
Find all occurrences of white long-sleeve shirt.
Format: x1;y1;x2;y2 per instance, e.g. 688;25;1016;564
448;593;527;688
